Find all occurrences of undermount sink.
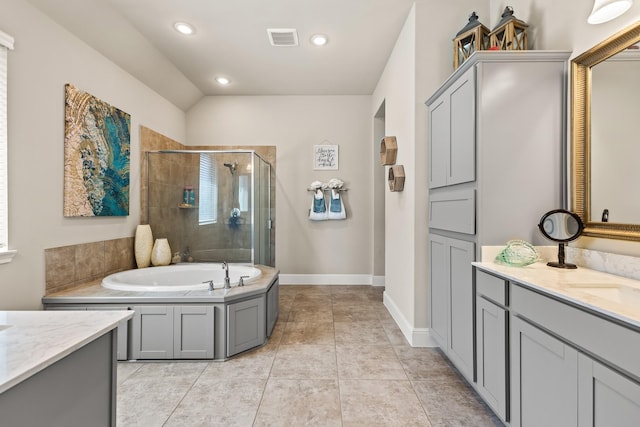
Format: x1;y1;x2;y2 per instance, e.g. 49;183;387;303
568;283;640;305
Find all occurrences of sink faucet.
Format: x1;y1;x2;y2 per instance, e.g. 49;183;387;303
222;261;231;289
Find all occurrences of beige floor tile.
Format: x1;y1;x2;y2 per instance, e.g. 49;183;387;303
254;379;342;427
200;351;275;379
292;293;333;309
117;362;208;426
164;378;266;427
332;305;380;322
337;345;407;380
381;320;410;346
395;346;462;381
287;306;334;322
116;285;501;426
281;321;335;345
334;320;389;345
117;361;143;386
412;378;503;426
340;379;431;426
270;344;337;379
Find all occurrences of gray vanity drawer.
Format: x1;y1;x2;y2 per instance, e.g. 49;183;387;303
429;188;475;235
510;283;640;381
475;269;507;306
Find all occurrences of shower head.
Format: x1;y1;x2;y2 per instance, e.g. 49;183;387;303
223;161;238;173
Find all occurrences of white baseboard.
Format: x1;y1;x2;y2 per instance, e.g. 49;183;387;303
372;275;385;287
383;291;439;348
279;274;375;285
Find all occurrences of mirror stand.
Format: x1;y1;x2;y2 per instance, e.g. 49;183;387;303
548;242;577;269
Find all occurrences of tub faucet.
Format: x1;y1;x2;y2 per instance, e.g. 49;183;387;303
222;262;231;289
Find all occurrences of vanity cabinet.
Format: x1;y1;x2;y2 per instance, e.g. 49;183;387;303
266;279;279;337
130;305;214;360
510;283;640;427
510;315;579;427
46;304;130;360
475;270;508;421
428;233;475;380
227;296;266;357
426;51;570;384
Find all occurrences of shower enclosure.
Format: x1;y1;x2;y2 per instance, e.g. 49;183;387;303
146;150;272;266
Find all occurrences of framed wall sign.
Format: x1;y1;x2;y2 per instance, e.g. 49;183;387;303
313;144;339;170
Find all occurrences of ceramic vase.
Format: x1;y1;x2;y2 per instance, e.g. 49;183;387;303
134;224;153;268
151;238;172;266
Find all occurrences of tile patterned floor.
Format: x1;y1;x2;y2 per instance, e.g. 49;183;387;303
117;285;503;426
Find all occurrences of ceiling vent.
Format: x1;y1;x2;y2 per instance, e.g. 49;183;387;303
267;28;299;46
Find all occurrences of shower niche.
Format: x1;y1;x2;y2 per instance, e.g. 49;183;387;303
146;150;272;266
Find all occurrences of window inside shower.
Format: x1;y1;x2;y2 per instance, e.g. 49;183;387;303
146;150;272;266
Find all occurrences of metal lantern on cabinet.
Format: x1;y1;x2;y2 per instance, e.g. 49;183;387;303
453;12;490;69
489;6;529;51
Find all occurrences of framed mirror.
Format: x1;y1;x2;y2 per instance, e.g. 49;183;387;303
571;21;640;241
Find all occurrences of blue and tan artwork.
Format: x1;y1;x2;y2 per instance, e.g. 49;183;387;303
64;84;131;217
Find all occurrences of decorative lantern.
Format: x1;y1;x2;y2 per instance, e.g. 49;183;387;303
489;6;529;51
453;12;490;69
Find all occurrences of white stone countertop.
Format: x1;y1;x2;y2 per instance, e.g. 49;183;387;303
0;310;133;394
473;261;640;329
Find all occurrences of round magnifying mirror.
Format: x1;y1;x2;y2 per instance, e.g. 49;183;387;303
538;209;584;269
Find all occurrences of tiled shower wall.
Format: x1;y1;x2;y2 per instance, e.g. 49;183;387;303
141;126;276;266
44;237;134;294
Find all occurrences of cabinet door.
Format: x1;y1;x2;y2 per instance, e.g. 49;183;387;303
447;237;475;381
476;296;507;421
92;306;131;361
510;316;578;427
429;233;449;349
227;296;266;357
428;97;449;188
130;305;174;359
578;354;640;427
266;280;279;337
174;306;214;359
448;67;476;186
428;67;476;188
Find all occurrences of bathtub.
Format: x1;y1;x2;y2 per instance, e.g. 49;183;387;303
101;263;262;292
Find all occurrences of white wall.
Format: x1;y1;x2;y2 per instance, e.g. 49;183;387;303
186;95;373;276
489;0;640;256
371;0;485;344
0;0;186;309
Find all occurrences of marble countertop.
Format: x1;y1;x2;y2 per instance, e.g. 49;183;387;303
473;261;640;329
42;265;279;305
0;310;133;394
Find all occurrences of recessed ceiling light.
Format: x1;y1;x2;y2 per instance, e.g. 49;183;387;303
174;22;195;35
310;34;328;46
215;77;231;85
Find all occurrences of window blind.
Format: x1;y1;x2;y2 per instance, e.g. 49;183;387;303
0;30;14;251
198;154;218;225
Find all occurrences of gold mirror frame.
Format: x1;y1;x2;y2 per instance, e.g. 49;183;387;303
571;21;640;241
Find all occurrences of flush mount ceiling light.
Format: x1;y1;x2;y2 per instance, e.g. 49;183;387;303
215;76;231;85
174;22;195;35
588;0;633;24
310;34;329;46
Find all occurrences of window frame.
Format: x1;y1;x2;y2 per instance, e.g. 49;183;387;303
0;30;16;264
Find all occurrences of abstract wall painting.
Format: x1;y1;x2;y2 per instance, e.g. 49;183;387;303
64;84;131;217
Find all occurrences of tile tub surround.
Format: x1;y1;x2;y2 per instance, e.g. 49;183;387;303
116;285;501;426
0;310;133;393
473;261;640;328
45;237;135;295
